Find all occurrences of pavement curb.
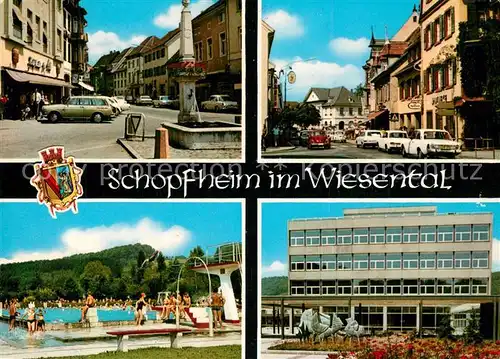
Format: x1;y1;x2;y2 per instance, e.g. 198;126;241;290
116;138;143;159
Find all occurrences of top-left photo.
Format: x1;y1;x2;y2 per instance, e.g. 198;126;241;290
0;0;244;161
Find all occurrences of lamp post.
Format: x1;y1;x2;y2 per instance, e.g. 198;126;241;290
277;57;316;108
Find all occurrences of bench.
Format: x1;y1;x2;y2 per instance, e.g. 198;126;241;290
106;328;192;352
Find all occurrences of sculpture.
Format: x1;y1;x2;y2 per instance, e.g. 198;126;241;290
344;317;365;343
298;308;344;343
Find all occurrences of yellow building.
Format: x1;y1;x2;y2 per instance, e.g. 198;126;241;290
260;20;274;136
420;0;467;138
0;0;72;112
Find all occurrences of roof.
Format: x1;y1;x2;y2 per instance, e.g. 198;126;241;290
93;51;120;68
379;41;408;58
127;36;159;57
151;29;180;51
192;0;224;23
305;87;362;106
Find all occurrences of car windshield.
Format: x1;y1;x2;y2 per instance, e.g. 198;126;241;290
311;131;325;136
423;131;452;140
366;131;381;136
160;96;169;100
389;132;408;138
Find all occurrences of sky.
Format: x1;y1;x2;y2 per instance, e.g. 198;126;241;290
262;0;420;101
261;201;500;277
0;201;242;264
82;0;216;64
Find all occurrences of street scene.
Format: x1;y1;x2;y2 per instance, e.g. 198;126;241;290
261;1;500;160
0;201;243;359
0;0;243;160
260;201;500;359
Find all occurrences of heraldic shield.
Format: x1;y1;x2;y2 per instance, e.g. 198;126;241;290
31;146;83;218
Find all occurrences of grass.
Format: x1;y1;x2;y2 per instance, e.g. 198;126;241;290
43;345;242;359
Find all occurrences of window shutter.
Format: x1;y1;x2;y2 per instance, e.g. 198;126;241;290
424;70;429;92
452;59;457;85
451;7;455;33
430;24;435;45
440;15;445;40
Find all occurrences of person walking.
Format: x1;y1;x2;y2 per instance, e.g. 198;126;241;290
34;89;41;120
8;298;18;331
135;293;147;326
0;94;8;120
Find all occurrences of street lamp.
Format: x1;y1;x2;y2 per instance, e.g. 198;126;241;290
277;57;316;108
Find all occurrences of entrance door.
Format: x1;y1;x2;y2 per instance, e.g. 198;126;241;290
339;121;345;130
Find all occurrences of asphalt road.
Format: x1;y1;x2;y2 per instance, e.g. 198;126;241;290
262;142;404;159
0;105;238;160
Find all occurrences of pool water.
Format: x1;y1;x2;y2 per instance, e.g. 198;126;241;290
1;307;158;324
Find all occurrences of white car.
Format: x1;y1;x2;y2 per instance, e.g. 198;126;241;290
136;95;153;106
201;95;239;112
105;97;121;117
332;130;346;143
402;129;462;159
377;130;409;153
114;96;130;111
356;130;381;148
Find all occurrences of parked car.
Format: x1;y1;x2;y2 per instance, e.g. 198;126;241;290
153;95;174;108
308;130;331;149
356;130;382;148
332;130;347;143
136;95;153;106
106;97;122;116
125;95;135;104
402;129;462;158
377;130;409;153
41;96;114;123
114;96;131;111
201;95;239;112
299;130;310;146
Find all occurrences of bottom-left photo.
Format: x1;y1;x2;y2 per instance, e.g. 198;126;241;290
0;200;244;359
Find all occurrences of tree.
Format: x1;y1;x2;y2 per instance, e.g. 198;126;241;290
62;276;81;300
437;314;454;340
189;246;205;259
352;83;364;98
279;103;321;129
157;252;166;273
80;261;112;298
464;309;483;345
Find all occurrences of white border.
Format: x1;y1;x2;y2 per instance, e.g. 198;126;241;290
255;0;500;165
257;197;500;355
0;198;246;359
1;1;246;164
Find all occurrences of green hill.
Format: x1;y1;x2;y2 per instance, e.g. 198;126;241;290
261;276;288;296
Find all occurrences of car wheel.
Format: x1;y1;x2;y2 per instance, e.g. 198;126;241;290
91;112;103;123
356;142;360;148
417;148;425;159
362;143;366;149
48;112;60;123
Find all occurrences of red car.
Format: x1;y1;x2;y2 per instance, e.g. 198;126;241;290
307;130;331;149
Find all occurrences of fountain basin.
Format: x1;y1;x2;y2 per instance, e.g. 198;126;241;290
162;121;242;150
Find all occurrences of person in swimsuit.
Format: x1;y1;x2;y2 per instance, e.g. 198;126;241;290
210;288;224;329
180;293;191;319
135;293;147;326
8;298;18;331
80;292;95;322
36;309;46;331
24;307;36;334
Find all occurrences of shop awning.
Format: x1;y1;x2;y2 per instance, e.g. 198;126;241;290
367;109;388;120
78;81;94;92
5;69;73;88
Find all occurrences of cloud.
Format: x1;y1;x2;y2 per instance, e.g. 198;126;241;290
0;218;191;265
329;37;370;58
271;57;365;101
87;31;147;64
262;260;287;277
154;0;214;29
263;10;304;39
493;238;500;272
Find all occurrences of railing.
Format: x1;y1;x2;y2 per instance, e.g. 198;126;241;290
192;242;242;266
462;137;496;159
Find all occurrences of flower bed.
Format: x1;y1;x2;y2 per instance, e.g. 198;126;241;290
269;337;500;359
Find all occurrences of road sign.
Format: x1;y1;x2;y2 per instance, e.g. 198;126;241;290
287;71;296;84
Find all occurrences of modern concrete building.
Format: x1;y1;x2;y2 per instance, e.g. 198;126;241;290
288;206;492;298
279;206;494;333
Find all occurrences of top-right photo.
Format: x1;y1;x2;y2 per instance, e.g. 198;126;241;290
259;0;500;161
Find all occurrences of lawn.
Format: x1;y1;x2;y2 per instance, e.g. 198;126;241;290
43;345;241;359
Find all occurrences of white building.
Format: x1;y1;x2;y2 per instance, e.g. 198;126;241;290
304;86;366;130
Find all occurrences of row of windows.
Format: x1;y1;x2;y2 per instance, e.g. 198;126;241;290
289;278;489;296
194;32;227;62
424;7;455;50
290;251;489;271
399;76;420;100
424;59;457;93
144;48;166;63
289;224;490;246
143;65;167;79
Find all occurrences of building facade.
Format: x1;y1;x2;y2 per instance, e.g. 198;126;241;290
143;29;180;99
304;87;365;130
110;47;133;96
288;206;492;298
90;50;119;95
0;0;76;118
260;20;275;136
125;35;157;98
192;0;242;104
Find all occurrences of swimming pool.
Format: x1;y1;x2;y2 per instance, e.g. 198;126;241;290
1;307;158;324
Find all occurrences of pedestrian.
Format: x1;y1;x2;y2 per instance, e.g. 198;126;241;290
8;298;18;331
34;88;41;119
272;127;280;147
0;94;8;120
135;293;147;326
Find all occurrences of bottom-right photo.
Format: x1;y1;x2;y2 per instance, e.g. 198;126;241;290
259;200;500;359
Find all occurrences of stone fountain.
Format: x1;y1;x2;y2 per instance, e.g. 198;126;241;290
162;0;241;150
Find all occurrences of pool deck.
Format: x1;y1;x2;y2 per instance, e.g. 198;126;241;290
1;322;242;358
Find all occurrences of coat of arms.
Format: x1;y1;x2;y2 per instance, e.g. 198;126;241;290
30;146;83;218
